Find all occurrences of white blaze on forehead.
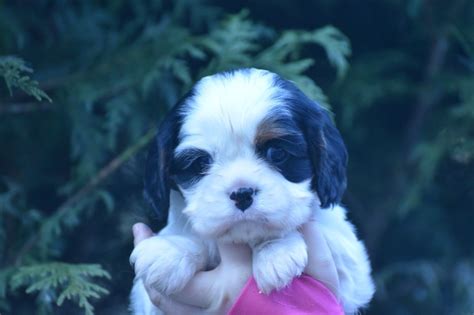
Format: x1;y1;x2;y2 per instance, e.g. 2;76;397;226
177;69;286;156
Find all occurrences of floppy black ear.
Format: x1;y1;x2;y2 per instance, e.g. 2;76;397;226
277;77;348;208
305;108;348;208
144;102;184;222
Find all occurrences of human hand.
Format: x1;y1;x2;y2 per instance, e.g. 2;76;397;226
132;223;252;314
132;219;341;314
301;219;340;298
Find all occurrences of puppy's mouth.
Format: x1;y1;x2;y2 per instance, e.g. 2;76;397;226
236;209;270;223
209;210;275;237
216;217;286;243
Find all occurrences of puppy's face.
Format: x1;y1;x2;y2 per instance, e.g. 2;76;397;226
145;69;347;242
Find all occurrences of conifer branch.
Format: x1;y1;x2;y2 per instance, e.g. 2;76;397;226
10;263;111;315
0;56;52;102
14;127;156;266
365;0;466;252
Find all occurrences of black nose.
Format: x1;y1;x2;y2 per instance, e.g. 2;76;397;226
229;187;254;211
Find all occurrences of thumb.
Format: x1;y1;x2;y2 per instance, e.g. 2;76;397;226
302;222;340;297
133;222;154;247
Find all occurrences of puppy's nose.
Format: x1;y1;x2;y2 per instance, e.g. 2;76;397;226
229;187;254;211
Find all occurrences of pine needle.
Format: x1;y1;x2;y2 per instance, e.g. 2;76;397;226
0;56;52;102
10;263;110;315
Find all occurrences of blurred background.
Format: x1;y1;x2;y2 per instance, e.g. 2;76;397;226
1;0;473;314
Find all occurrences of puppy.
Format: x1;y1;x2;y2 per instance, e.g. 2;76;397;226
130;68;374;314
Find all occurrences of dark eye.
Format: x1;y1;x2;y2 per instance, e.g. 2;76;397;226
190;155;211;174
172;149;212;187
266;147;289;164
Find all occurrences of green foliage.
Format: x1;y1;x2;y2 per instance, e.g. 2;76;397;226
0;56;51;102
0;1;348;314
328;1;474;312
198;11;351;106
0;0;473;314
0;268;15;311
337;50;417;128
10;263;110;315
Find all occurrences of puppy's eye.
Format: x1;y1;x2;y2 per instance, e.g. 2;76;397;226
172;149;212;188
187;155;212;174
266;147;289;164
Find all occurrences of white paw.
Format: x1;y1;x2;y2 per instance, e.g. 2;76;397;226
130;235;206;295
252;232;308;294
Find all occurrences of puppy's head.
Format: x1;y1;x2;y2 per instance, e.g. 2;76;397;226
145;69;347;242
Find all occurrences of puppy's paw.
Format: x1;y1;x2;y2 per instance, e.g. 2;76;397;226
252;231;308;294
130;235;206;295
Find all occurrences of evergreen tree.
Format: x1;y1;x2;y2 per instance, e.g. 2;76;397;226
0;0;473;314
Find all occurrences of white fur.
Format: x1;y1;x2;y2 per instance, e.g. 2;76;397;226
130;69;374;314
178;70;314;293
130;234;207;294
176;69;287;156
182;159;314;243
313;206;375;313
130;278;162;315
252;230;308;293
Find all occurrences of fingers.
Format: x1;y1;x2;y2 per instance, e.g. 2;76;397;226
301;222;340;297
169;269;217;308
130;223;154;267
133;222;154;246
131;223;230;312
132;223;215;311
145;285;209;315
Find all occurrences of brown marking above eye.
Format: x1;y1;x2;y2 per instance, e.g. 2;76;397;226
254;115;296;147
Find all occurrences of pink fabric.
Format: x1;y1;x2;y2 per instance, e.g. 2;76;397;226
228;274;344;315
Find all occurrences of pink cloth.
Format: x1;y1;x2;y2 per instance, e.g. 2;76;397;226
228;274;344;315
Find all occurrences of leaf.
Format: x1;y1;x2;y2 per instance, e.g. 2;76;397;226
306;26;351;79
10;263;110;315
195;11;350;108
0;56;52;102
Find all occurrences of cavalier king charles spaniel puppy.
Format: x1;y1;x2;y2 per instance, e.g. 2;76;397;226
130;68;374;314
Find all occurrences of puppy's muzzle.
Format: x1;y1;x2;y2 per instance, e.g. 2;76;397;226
229;187;255;211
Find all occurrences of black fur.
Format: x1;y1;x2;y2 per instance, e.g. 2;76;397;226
145;70;348;222
144;93;191;222
256;118;313;184
171;148;213;189
274;77;348;208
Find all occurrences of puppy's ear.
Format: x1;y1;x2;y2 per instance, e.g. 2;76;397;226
305;108;348;208
144;100;185;222
280;78;347;208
